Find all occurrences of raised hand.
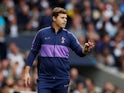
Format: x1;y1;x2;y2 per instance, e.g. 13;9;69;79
83;41;95;54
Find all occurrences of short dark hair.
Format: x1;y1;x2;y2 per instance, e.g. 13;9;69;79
52;7;67;17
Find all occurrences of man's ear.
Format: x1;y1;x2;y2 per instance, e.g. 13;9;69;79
52;16;56;22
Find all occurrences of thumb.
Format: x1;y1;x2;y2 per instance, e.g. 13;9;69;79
84;43;90;49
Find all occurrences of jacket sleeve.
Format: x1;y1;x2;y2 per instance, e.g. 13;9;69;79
25;31;42;66
68;32;86;57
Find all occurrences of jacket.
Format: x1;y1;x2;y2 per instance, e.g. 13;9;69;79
26;27;85;79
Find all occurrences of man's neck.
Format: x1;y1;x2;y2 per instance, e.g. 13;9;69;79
52;23;61;33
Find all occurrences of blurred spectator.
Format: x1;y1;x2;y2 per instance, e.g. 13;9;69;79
82;1;94;27
0;5;6;33
69;14;86;45
118;56;124;73
40;0;49;9
86;22;100;42
65;0;78;17
27;0;39;9
85;78;95;93
0;31;7;60
1;59;10;78
96;34;112;54
0;14;5;33
7;8;18;37
39;7;52;28
27;5;40;31
102;82;115;93
69;68;85;93
114;87;122;93
7;42;25;78
73;81;87;93
112;31;124;58
0;85;9;93
16;0;30;31
102;47;115;66
111;3;121;25
2;0;15;8
120;47;124;57
0;70;4;87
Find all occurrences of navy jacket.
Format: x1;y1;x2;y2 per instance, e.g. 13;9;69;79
26;27;85;79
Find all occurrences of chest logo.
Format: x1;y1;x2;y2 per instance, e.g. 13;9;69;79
44;37;50;40
61;37;65;43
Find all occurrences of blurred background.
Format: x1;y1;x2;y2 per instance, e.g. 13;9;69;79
0;0;124;93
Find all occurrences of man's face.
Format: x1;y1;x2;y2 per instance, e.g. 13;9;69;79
53;13;67;28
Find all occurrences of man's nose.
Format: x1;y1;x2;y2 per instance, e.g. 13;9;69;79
64;19;67;22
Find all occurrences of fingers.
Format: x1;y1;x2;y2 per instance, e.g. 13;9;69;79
24;78;28;87
85;43;91;52
87;41;95;49
24;77;30;87
27;77;31;86
85;42;94;48
84;41;95;53
83;43;90;53
85;43;90;47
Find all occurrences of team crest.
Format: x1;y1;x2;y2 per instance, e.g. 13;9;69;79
61;37;65;43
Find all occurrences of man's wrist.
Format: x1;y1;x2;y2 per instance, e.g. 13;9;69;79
82;46;90;55
24;66;30;73
82;49;87;56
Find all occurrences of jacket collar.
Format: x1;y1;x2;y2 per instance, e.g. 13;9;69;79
51;26;63;34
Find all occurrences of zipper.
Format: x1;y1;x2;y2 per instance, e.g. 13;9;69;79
53;32;57;57
52;32;57;79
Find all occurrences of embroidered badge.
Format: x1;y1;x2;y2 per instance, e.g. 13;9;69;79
61;37;65;43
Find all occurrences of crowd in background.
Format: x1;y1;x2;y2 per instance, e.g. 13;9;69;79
0;0;124;93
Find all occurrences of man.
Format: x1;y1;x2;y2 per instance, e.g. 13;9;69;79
23;7;94;93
